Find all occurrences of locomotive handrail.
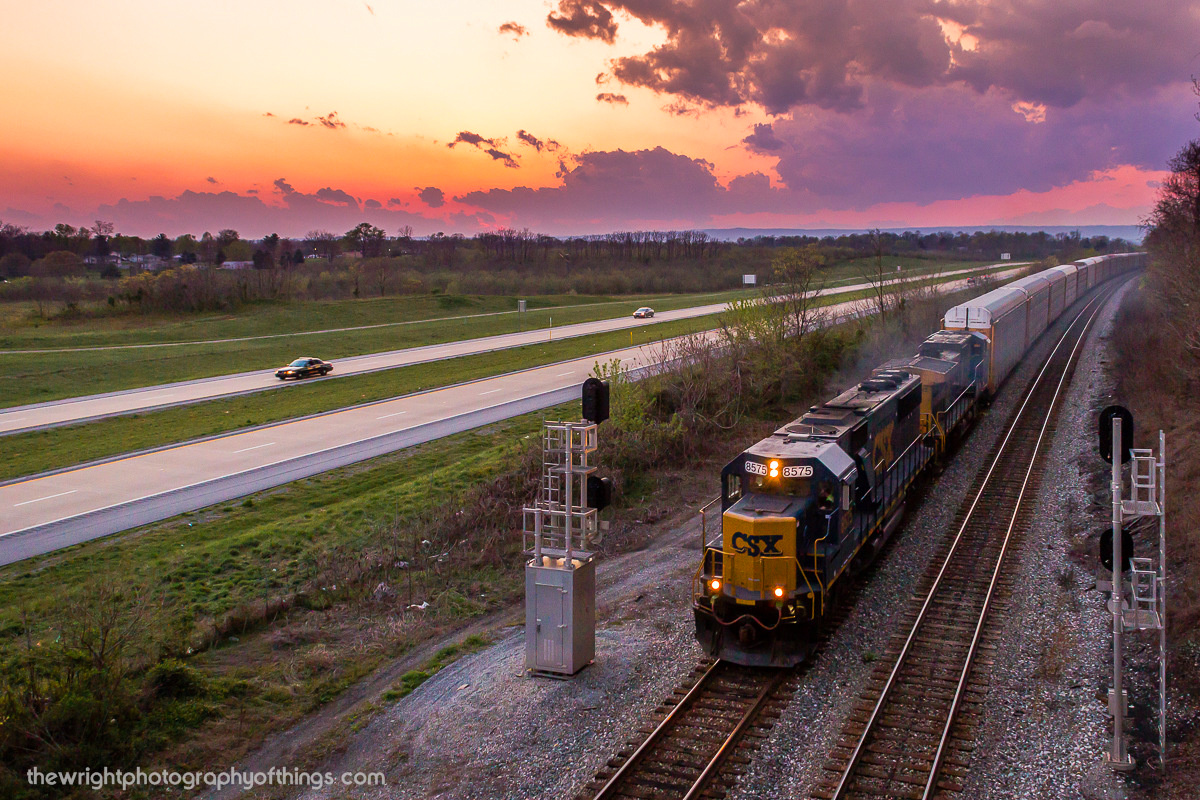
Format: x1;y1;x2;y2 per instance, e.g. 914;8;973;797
698;496;721;551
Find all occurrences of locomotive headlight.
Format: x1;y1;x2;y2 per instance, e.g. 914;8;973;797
768;459;780;478
773;586;784;598
710;578;721;592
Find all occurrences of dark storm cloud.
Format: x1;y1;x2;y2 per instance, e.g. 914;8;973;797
742;123;785;152
550;1;1200;115
418;186;446;207
596;92;628;105
547;0;617;43
762;83;1195;208
456;146;774;229
499;21;528;40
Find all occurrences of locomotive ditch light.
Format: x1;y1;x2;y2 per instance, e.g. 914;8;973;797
710;579;721;592
773;586;784;598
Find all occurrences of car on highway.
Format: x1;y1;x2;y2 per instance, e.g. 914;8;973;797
275;357;333;380
633;307;655;318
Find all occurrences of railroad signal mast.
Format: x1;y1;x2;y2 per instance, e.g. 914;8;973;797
1097;406;1167;771
523;378;612;677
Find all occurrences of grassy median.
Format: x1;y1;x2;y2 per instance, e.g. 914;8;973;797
0;258;993;407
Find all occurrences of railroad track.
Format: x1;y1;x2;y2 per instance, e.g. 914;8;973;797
813;282;1122;800
579;659;793;800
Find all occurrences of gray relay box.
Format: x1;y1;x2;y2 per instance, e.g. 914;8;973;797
525;558;595;675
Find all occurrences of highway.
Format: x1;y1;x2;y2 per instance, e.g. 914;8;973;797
0;269;1023;565
0;262;1021;435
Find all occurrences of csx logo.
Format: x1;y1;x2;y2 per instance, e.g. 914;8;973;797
730;532;784;557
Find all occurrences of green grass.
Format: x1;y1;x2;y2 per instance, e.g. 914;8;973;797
379;635;490;702
0;405;557;648
0;315;717;481
0;258;997;408
0;402;570;793
0;290;763;407
0;266;1022;482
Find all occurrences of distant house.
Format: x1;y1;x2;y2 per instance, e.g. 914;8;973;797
120;254;167;269
221;260;254;270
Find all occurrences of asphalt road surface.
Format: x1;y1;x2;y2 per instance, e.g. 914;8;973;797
0;269;1030;566
0;263;1021;435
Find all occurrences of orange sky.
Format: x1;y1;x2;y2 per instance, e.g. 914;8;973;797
0;1;1189;235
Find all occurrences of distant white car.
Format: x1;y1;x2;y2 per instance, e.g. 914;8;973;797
633;307;655;318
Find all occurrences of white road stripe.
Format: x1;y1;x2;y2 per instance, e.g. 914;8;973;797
557;371;575;376
232;442;275;454
376;410;408;419
15;490;77;507
480;388;503;395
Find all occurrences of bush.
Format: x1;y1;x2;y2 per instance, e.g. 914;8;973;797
146;659;208;700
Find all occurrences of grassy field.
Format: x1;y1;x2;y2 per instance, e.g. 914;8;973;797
0;266;1024;481
0;314;716;481
0;260;993;408
0;400;579;794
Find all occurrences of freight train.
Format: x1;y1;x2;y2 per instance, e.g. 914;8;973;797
693;253;1145;666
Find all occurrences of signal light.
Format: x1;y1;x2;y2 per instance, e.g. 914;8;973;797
1098;405;1134;464
582;377;610;424
773;586;784;598
710;579;721;592
587;475;613;511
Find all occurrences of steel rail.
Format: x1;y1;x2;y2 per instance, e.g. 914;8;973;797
828;286;1113;800
681;668;789;800
920;288;1113;798
591;660;724;800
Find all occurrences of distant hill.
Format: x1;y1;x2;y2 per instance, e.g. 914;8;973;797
703;225;1145;244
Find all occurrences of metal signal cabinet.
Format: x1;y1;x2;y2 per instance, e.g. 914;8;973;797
525;556;595;674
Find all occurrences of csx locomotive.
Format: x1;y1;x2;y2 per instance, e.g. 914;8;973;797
693;253;1144;666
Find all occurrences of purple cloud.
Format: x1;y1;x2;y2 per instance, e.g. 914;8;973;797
549;1;1200;115
547;0;616;44
499;21;527;40
287;118;310;126
516;129;562;152
485;148;520;168
596;92;628;105
447;131;497;149
318;112;346;130
456;147;772;230
418;187;446;208
315;187;357;206
742;123;785;152
87;185;447;238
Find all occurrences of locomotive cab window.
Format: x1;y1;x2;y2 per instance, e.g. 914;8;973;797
725;472;742;503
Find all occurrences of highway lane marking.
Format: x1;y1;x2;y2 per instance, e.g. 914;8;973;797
233;442;276;454
376;410;408;419
479;388;503;395
557;371;575;376
15;490;77;507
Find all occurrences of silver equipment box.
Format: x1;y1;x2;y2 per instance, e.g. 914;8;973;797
525;558;595;676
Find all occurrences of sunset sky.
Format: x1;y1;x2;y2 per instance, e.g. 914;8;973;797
2;0;1197;237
